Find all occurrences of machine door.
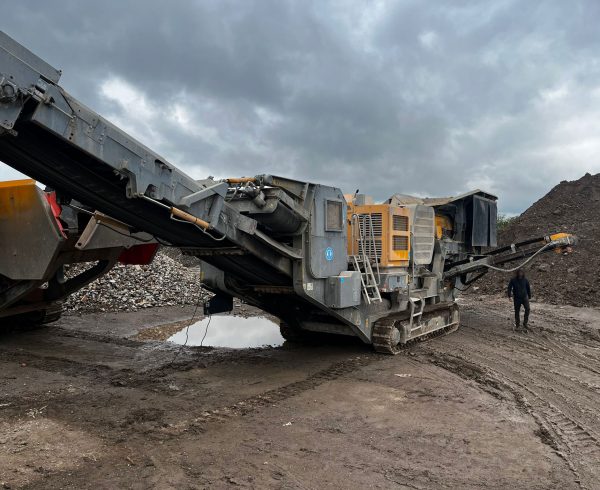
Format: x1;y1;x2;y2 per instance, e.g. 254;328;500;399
308;186;348;278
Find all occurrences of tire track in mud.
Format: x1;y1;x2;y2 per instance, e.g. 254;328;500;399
460;308;600;368
45;326;146;347
473;326;600;408
543;406;600;457
1;348;383;442
0;340;286;392
0;348;119;379
169;354;382;433
2;352;381;433
434;339;600;441
462;302;600;369
426;306;600;488
458;326;600;409
422;350;586;485
456;308;600;391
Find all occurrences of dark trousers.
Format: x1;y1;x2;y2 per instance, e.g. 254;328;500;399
514;297;530;327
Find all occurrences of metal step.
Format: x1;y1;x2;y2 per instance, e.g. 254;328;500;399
350;254;382;304
408;297;425;330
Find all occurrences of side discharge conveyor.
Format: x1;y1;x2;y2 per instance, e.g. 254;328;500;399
0;31;578;351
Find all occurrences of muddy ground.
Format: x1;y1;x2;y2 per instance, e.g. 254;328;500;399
1;299;599;489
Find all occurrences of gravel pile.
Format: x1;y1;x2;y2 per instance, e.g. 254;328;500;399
64;250;209;314
475;173;600;307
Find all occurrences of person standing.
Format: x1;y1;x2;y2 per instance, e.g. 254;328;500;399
508;269;532;331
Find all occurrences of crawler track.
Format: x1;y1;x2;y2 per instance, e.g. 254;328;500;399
372;321;459;354
372;305;460;354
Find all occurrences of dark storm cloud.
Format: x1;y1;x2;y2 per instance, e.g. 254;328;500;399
2;0;600;214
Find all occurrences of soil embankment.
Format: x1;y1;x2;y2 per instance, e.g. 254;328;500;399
477;173;600;306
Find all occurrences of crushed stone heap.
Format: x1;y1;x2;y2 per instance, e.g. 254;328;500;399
474;173;600;307
64;249;208;314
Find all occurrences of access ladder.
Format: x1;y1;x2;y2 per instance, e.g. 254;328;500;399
349;214;382;304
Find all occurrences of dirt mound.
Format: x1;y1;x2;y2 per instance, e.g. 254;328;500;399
64;250;208;314
475;173;600;307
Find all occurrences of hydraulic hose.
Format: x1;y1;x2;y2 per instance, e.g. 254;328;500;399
482;242;554;273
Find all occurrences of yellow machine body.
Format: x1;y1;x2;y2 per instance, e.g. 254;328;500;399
435;214;453;239
346;201;411;268
0;179;64;281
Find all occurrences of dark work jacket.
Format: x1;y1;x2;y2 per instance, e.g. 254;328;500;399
508;277;531;300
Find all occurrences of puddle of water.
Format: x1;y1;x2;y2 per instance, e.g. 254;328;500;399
167;315;284;348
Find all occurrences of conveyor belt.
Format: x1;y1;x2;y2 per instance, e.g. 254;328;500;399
0;121;213;247
0;120;290;286
0;30;299;286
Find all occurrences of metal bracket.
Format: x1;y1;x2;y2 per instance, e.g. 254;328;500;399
0;75;18;103
178;182;228;229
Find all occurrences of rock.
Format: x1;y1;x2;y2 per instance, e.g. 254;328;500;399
64;249;210;314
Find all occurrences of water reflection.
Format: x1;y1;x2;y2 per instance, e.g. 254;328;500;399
167;314;283;348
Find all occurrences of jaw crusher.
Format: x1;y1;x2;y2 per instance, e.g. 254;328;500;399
0;31;576;351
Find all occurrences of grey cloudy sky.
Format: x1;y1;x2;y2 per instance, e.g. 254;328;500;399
2;0;599;214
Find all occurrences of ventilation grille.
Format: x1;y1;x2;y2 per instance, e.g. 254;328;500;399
358;213;382;236
393;215;409;232
412;206;435;265
358;240;382;260
393;235;409;251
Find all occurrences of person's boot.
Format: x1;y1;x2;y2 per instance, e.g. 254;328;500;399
523;323;529;333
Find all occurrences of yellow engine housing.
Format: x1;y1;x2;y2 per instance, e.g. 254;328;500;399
346;201;411;267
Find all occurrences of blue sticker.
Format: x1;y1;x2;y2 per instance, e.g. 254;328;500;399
325;247;334;261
